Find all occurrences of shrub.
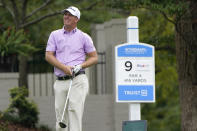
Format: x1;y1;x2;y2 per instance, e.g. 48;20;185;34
37;124;52;131
3;86;39;128
0;111;8;131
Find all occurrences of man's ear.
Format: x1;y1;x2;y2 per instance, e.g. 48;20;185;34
75;17;79;23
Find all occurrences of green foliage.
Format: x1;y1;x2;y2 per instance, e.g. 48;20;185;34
3;86;39;128
37;124;52;131
132;8;175;54
0;122;8;131
0;27;38;57
0;0;121;53
108;0;189;22
0;112;8;131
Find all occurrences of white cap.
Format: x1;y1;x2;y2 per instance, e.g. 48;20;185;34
62;6;80;19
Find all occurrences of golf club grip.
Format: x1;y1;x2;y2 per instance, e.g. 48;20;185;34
60;79;73;122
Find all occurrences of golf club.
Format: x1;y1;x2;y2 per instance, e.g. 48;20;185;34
59;71;75;128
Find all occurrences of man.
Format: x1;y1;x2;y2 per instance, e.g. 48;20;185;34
45;6;98;131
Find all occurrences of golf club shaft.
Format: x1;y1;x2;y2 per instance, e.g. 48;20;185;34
60;79;73;123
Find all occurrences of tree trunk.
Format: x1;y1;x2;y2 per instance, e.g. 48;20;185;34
18;55;28;88
175;1;197;130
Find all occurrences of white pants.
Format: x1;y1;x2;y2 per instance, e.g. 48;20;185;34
54;74;89;131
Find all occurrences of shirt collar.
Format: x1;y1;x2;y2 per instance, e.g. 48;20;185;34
63;26;77;34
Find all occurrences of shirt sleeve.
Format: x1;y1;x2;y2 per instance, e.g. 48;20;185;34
83;33;96;53
46;32;56;52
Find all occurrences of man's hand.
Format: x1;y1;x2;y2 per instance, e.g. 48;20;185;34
73;64;82;74
63;65;73;76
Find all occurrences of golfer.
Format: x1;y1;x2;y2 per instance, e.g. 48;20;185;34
45;6;98;131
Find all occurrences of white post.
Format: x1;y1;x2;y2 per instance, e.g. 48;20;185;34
127;16;139;43
127;16;141;120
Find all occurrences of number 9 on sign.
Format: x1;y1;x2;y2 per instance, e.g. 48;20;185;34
125;61;132;71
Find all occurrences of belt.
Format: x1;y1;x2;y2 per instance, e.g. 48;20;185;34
57;71;85;80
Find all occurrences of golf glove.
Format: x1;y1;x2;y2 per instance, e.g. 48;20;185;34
73;64;82;74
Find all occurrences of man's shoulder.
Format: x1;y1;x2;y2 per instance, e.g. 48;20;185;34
77;29;91;38
51;28;63;35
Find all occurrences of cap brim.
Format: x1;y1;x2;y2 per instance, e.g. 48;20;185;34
62;9;76;16
61;9;68;14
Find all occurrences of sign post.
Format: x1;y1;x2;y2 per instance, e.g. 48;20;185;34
115;16;155;121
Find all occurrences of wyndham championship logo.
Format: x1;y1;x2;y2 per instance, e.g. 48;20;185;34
117;44;152;57
125;47;146;55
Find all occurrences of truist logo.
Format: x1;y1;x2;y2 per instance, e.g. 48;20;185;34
137;64;149;68
125;48;146;54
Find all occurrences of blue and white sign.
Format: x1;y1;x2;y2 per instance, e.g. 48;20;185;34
115;43;155;103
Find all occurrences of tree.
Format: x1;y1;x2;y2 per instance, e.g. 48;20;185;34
0;0;63;88
109;0;197;130
0;0;117;88
0;27;37;56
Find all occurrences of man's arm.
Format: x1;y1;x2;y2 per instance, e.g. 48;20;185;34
81;51;98;69
45;51;72;75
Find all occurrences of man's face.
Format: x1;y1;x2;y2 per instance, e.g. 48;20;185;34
63;11;78;27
